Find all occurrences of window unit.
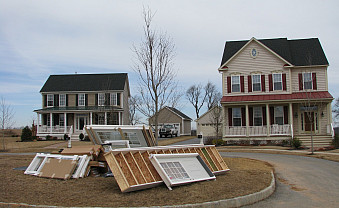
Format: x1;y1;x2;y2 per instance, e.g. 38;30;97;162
59;114;65;126
97;113;105;125
303;72;312;90
46;115;51;126
47;94;54;107
273;74;282;91
274;106;284;125
252;75;261;92
98;93;105;106
110;93;117;106
59;94;66;107
78;94;85;106
231;76;240;92
232;108;242;126
253;107;263;126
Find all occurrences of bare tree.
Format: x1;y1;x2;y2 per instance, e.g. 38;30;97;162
129;96;141;125
209;105;224;138
0;97;15;151
205;81;222;110
186;84;206;119
132;8;178;143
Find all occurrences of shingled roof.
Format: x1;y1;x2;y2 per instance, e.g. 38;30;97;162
40;73;128;93
220;38;328;67
167;107;192;120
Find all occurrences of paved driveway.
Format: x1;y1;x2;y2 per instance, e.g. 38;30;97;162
220;152;339;208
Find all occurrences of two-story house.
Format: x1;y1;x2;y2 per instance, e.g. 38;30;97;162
34;73;130;139
218;37;334;147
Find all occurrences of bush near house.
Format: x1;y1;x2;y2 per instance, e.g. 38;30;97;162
332;135;339;148
21;126;33;142
291;138;302;149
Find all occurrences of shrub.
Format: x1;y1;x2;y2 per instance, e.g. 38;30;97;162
292;138;302;149
21;126;33;141
332;135;339;148
212;138;224;146
84;136;90;141
79;133;84;141
281;139;291;147
46;135;52;140
64;134;69;140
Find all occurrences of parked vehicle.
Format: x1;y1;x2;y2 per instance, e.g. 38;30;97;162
159;124;178;138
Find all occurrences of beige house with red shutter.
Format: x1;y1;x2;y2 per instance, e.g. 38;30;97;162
218;37;334;147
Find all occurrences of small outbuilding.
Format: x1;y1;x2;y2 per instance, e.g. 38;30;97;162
196;106;223;137
149;106;192;136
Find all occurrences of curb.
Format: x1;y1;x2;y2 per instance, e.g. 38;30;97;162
0;172;275;208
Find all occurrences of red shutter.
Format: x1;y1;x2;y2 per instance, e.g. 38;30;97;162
269;74;273;91
270;107;274;125
283;106;288;124
262;107;267;125
282;73;287;91
298;73;303;90
241;107;246;126
240;76;244;92
312;73;317;90
261;75;265;92
228;108;232;126
227;76;231;93
248;75;252;92
249;107;253;126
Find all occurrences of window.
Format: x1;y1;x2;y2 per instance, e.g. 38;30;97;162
160;162;190;180
46;115;51;126
274;106;284;125
59;94;66;107
252;75;261;91
303;72;312;90
253;107;262;126
273;74;282;90
47;94;54;107
78;94;85;106
59;114;64;126
231;76;240;92
110;93;117;105
98;93;105;106
233;108;242;126
97;113;105;125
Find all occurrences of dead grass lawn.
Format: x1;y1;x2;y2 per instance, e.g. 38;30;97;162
0;137;65;153
0;155;272;207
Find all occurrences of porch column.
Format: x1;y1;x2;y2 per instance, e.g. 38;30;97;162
266;104;270;136
104;112;107;125
119;112;121;125
222;106;226;137
90;112;93;125
49;113;53;134
37;113;40;134
328;103;333;124
64;113;67;133
245;104;249;137
289;103;293;136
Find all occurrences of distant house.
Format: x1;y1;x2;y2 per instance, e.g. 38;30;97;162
218;37;334;147
34;73;130;138
149;106;192;136
196;106;223;137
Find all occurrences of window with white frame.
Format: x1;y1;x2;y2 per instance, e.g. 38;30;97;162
160;162;190;180
59;114;65;126
98;113;105;125
59;94;66;107
110;93;117;106
303;72;312;90
231;76;240;92
98;93;105;106
253;107;262;126
46;115;51;126
274;106;284;125
273;74;282;90
232;108;242;126
78;94;85;106
252;75;261;91
47;94;54;107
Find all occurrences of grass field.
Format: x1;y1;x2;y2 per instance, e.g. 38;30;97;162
0;156;272;207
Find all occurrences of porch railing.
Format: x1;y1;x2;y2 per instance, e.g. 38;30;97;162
224;124;292;137
38;125;73;134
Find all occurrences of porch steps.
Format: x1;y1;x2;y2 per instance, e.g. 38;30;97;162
297;135;333;148
70;134;80;141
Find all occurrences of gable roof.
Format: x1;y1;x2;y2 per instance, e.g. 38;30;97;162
166;107;192;121
40;73;128;93
220;37;328;68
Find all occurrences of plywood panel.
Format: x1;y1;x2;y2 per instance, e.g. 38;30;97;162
210;146;229;170
141;152;162;181
104;153;130;192
205;147;223;171
194;147;213;171
124;152;146;184
115;153;137;186
38;158;77;180
133;152;156;183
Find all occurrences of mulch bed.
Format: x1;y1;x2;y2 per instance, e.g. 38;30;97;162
0;155;272;207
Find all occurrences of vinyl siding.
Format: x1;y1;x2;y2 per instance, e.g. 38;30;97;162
68;94;76;107
88;94;96;106
222;41;290;96
290;66;327;92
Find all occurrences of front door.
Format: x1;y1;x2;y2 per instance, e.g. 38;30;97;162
76;114;88;131
304;112;314;132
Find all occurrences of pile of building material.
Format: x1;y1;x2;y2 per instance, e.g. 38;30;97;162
24;145;106;179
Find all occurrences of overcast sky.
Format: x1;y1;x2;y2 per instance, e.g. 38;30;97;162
1;0;339;127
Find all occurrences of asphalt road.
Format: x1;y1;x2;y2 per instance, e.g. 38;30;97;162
220;152;339;208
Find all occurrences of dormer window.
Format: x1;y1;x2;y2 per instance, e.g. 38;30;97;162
47;94;54;107
273;73;282;91
231;76;240;92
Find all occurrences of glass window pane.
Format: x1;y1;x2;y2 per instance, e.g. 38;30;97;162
304;73;312;90
232;76;240;92
273;74;282;90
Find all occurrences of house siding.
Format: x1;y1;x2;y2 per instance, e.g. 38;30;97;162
223;41;290;96
88;94;96;106
68;94;76;107
290;67;327;92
